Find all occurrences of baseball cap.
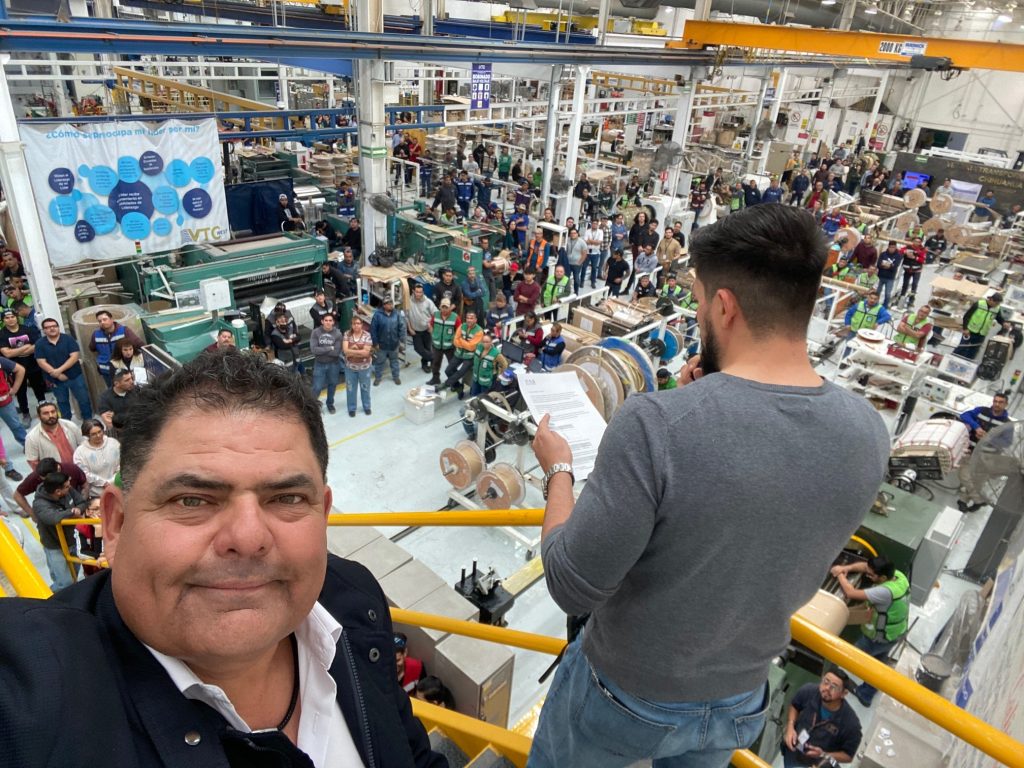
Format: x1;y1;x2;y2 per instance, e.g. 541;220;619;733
657;368;670;379
382;296;394;305
278;193;288;200
440;299;452;309
1;309;14;318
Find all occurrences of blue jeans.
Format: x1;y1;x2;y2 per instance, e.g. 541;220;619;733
346;367;371;414
311;360;342;408
569;264;584;295
527;637;769;768
878;276;895;308
53;374;93;420
373;347;401;382
0;401;27;445
45;546;78;591
853;633;898;704
581;253;601;288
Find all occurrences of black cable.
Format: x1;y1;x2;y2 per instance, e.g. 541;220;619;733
914;482;935;501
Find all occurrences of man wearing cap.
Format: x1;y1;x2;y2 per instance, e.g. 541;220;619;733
370;296;405;387
781;670;862;766
277;193;305;232
394;633;427;695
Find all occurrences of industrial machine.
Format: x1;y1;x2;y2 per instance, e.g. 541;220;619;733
118;232;329;310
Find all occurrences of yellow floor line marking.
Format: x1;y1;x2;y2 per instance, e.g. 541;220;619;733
21;517;40;542
329;414;403;448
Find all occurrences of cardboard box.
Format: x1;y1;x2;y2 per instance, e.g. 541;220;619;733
404;395;436;424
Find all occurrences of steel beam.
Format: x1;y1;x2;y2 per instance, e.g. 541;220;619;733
671;19;1024;74
0;17;687;66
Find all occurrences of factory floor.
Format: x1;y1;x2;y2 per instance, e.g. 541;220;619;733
3;257;1022;762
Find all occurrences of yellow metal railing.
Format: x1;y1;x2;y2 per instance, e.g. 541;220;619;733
3;511;1023;766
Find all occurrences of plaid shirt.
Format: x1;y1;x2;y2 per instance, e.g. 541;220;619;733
601;224;612;252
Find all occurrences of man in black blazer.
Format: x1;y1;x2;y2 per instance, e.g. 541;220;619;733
0;350;447;768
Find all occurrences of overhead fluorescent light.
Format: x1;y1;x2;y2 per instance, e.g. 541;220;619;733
865;4;879;13
821;0;837;5
997;11;1013;19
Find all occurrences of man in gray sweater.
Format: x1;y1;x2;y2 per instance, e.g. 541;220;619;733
310;314;343;414
528;205;889;768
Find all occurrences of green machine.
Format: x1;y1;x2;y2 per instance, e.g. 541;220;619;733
140;308;247;364
117;233;328;309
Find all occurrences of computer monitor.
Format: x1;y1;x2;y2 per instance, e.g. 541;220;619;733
501;340;526;364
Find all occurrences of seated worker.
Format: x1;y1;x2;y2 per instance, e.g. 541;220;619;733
0;352;447;768
656;368;677;391
831;556;910;706
415;676;456;710
539;322;566;370
958;392;1013;512
395;632;426;694
633;273;657;300
839;290;892;351
782;670;862;767
514;311;543;356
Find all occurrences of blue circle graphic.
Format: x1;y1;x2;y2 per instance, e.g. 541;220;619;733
48;195;78;226
140;150;164;176
84;205;117;235
88;165;119;196
48;168;75;194
117;156;142;184
74;220;96;243
121;212;152;240
182;188;213;219
152;186;180;215
189;157;216;185
152;218;173;237
165;159;192;188
108;180;154;222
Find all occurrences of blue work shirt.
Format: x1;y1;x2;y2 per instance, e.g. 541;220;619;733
34;332;84;383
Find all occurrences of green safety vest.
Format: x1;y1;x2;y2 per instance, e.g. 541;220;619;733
680;291;699;311
850;301;881;331
454;323;482;360
473;344;500;387
828;264;851;279
857;273;879;290
862;570;910;642
543;275;570;306
894;313;929;347
661;285;683;300
431;312;457;350
966;299;997;335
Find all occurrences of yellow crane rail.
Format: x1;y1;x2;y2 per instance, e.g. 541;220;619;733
670;20;1024;74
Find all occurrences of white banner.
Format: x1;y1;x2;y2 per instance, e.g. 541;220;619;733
20;119;230;266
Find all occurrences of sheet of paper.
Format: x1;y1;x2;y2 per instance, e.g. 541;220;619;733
518;371;607;480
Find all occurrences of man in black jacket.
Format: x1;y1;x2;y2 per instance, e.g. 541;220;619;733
0;351;447;768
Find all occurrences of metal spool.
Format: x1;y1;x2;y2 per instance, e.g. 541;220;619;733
903;187;927;209
946;225;968;246
598;337;658;393
896;210;919;231
439;440;486;489
795;590;850;636
554;363;606;419
930;192;954;214
835;227;862;248
566;346;625;419
476;462;526;509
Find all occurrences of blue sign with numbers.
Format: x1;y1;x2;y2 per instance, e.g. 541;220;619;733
471;63;492;110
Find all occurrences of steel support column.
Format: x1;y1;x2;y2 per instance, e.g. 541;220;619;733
596;0;611;45
761;68;788;174
539;65;563;216
354;0;386;259
669;80;694;197
556;65;588;223
745;73;772;164
0;59;61;329
865;70;888;152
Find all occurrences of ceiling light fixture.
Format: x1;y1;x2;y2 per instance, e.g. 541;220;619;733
865;3;879;13
997;11;1013;19
821;0;837;5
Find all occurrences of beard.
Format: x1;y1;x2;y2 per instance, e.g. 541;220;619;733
700;320;722;376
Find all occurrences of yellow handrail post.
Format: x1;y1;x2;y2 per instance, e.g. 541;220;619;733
55;520;79;583
0;520;51;599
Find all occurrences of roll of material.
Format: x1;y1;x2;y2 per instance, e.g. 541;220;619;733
476;462;526;509
903;187;928;209
439;440;486;490
795;590;851;636
930;192;954;214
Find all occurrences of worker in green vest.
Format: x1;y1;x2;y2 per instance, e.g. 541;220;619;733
839;291;892;358
824;253;852;280
470;334;505;397
542;264;571;307
660;273;684;302
679;288;699;344
441;311;484;398
856;265;879;291
426;300;460;387
954;293;1007;360
893;305;933;350
831;556;910;706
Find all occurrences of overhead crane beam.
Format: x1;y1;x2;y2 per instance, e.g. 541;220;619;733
670;20;1024;74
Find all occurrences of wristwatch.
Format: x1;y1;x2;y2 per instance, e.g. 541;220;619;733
542;463;575;500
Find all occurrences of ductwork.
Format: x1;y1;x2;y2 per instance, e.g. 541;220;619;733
525;0;919;35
